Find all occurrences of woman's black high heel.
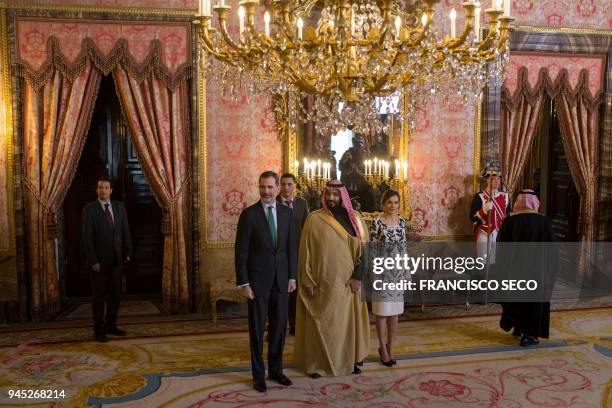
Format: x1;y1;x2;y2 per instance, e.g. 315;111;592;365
378;348;393;367
386;344;397;365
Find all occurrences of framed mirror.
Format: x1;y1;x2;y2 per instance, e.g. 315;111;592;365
276;91;414;223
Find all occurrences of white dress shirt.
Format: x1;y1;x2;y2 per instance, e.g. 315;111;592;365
99;199;114;223
262;200;278;232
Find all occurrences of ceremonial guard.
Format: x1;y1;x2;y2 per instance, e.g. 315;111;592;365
469;165;511;264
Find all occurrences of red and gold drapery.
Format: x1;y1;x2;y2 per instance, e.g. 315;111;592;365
501;53;604;285
114;67;191;313
15;18;192;320
23;61;101;321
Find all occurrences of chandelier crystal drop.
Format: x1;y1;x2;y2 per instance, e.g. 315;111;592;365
196;0;513;134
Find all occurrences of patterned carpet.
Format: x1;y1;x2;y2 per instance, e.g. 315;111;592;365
56;300;164;321
2;300;609;348
0;308;610;407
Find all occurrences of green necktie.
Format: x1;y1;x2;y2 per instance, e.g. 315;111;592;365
267;205;277;248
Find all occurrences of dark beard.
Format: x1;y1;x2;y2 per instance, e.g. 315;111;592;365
329;205;346;215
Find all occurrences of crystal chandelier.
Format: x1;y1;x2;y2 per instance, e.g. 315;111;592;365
196;0;513;106
304;93;390;137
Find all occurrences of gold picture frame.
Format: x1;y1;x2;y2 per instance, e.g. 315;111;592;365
277;91;416;221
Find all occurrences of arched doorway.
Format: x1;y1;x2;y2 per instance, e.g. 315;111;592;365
63;76;163;300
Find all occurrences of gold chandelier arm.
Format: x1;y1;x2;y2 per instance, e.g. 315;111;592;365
286;68;318;94
445;2;476;50
213;4;248;53
379;0;397;42
195;19;236;61
497;16;514;49
241;0;275;55
219;22;245;52
406;29;427;48
476;15;513;60
367;74;393;95
477;9;503;51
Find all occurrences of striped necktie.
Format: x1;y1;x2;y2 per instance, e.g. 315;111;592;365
104;203;114;229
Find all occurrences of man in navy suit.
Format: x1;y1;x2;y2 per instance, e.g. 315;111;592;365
277;173;309;335
82;177;132;343
235;171;297;392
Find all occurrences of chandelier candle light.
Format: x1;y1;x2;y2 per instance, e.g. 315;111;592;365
196;0;513;106
294;157;332;195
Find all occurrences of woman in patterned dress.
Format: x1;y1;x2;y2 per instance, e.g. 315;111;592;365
369;189;408;366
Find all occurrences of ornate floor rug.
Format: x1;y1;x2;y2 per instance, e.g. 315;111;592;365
0;308;609;407
56;300;164;321
2;302;610;348
95;343;612;407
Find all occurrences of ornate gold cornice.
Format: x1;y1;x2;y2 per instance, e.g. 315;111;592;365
6;2;196;16
513;25;612;36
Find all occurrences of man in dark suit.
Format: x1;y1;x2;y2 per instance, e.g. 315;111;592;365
235;171;297;392
277;173;309;335
82;177;132;343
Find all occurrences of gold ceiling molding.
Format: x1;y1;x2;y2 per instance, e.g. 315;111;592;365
513;25;612;36
5;1;195;16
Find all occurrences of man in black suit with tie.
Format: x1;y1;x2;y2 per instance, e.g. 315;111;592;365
277;173;309;335
235;171;297;392
82;177;132;343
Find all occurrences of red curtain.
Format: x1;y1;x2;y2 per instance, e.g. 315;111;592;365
113;67;191;313
556;93;599;284
23;61;101;321
501;91;545;196
502;67;602;286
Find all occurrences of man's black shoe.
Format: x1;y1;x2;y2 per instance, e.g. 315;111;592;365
352;365;362;375
309;373;321;379
253;379;267;392
269;373;292;386
520;335;539;347
94;333;108;343
106;327;127;336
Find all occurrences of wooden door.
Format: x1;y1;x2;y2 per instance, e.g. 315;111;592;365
545;101;580;283
122;133;163;294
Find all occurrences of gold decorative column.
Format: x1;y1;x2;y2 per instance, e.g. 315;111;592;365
0;1;18;303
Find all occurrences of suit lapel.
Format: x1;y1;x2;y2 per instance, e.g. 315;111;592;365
277;205;287;247
111;201;120;231
294;198;304;217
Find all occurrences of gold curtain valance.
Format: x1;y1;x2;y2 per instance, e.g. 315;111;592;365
501;66;603;112
13;18;192;90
